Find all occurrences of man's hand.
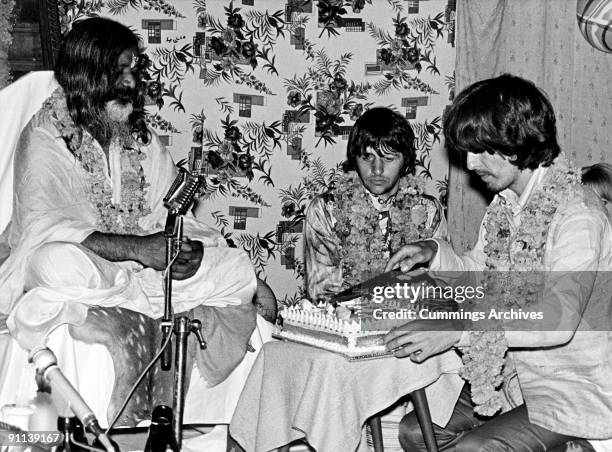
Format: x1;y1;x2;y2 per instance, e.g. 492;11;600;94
136;232;203;280
83;231;204;280
172;238;203;280
384;240;438;272
384;319;463;362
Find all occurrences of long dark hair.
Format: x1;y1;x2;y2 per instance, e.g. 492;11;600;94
444;74;560;170
54;17;150;145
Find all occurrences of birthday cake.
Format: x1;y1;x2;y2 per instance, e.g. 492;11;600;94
275;272;459;359
275;301;391;359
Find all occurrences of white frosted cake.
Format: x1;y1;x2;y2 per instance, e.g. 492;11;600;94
275;304;390;359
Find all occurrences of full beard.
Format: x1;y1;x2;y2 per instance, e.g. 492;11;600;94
106;99;133;123
101;100;135;146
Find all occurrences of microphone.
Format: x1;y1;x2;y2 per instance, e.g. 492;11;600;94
164;173;205;216
160;147;206;369
163;147;206;216
163;167;187;208
28;347;118;452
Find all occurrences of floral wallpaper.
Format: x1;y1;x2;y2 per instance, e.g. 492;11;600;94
59;0;457;304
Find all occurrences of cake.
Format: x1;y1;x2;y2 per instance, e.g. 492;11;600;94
275;277;459;359
275;302;390;359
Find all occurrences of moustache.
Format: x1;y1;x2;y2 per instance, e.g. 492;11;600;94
107;86;139;104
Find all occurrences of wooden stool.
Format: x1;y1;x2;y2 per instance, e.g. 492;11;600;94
368;387;438;452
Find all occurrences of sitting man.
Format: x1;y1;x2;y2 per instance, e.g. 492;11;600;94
385;74;612;451
304;106;447;301
0;17;265;421
582;162;612;218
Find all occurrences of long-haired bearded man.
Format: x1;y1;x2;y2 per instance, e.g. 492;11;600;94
0;17;269;427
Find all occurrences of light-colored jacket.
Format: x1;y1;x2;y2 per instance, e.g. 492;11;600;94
432;162;612;439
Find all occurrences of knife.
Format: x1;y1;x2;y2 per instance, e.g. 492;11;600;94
332;269;437;303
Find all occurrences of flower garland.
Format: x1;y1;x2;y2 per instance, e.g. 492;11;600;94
459;155;581;416
0;0;16;89
42;88;151;234
331;172;435;287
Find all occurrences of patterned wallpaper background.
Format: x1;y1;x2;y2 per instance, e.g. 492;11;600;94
59;0;457;303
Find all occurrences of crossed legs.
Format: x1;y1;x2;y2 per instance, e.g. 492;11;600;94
399;386;594;452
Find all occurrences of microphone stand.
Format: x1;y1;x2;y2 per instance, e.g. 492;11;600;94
152;202;207;451
28;348;118;452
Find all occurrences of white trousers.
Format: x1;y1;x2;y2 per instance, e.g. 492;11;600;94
0;317;273;427
11;241;257;349
2;240;272;426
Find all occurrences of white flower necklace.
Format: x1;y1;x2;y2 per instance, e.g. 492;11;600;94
460;154;580;416
331;172;436;287
43;89;151;234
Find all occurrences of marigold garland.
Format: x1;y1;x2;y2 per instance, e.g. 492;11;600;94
42;88;151;233
459;154;580;416
331;172;436;287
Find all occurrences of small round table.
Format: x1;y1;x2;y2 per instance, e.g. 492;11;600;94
230;341;463;452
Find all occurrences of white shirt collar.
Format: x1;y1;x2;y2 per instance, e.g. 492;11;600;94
497;165;548;217
368;192;383;210
367;192;395;211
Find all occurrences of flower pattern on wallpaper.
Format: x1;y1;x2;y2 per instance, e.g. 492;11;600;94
317;0;374;38
108;0;185;17
367;13;444;95
284;50;373;147
197;1;285;94
279;158;341;225
58;0;184;34
59;0;457;302
208;209;299;279
192;106;282;207
149;44;194;112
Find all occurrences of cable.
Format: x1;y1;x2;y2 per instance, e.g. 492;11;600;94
104;245;180;435
104;306;174;435
69;433;105;452
162;243;182;280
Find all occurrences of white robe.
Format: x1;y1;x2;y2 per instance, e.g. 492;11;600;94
0;73;269;427
2;88;257;347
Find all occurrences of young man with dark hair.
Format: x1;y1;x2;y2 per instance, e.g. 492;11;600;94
341;105;417;177
582;162;612;213
304;106;447;301
385;74;612;451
